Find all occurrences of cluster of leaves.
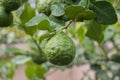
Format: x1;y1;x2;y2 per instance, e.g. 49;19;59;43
0;0;120;80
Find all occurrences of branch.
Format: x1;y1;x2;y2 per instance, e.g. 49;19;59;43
98;43;109;61
31;36;43;53
81;69;91;80
111;39;120;51
0;72;7;80
58;20;73;32
0;55;14;60
43;77;46;80
64;20;73;29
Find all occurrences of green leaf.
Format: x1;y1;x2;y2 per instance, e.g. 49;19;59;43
25;13;54;32
37;19;54;32
64;0;73;5
77;10;96;20
79;0;89;8
51;3;65;17
4;47;27;55
76;26;86;41
20;2;35;23
22;0;28;3
25;65;36;79
49;21;64;30
103;26;117;41
35;66;46;78
68;25;76;37
86;20;104;43
25;13;48;27
49;15;65;28
90;63;101;71
96;70;110;80
90;0;96;3
111;53;120;63
65;5;85;20
39;33;49;43
12;56;31;64
25;61;46;79
65;5;96;20
0;61;4;71
90;1;118;24
6;62;14;79
25;26;37;36
7;69;14;79
109;0;115;3
25;60;35;65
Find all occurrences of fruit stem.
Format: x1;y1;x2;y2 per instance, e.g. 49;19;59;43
64;20;73;29
86;0;90;10
31;36;43;53
58;20;73;32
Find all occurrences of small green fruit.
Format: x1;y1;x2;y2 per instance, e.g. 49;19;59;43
0;6;13;27
36;0;60;15
45;32;76;66
3;0;22;12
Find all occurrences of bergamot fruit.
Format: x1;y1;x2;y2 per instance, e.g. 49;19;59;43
0;6;13;27
36;0;60;15
3;0;22;12
44;32;76;66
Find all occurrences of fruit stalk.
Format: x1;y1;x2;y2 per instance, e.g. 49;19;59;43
31;36;43;54
58;20;73;32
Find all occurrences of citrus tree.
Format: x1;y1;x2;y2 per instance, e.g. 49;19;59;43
0;0;120;80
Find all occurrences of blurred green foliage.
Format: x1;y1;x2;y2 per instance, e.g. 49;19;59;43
0;0;120;80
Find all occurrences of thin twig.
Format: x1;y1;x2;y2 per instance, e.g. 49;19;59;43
0;55;14;60
31;36;43;53
111;39;120;51
0;72;7;80
81;69;91;80
95;72;97;80
57;20;73;32
43;77;46;80
98;43;109;60
64;20;73;29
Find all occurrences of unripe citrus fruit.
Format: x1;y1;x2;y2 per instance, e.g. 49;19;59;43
45;32;76;66
3;0;22;12
0;6;13;27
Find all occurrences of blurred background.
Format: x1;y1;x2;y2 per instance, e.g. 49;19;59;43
0;0;120;80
